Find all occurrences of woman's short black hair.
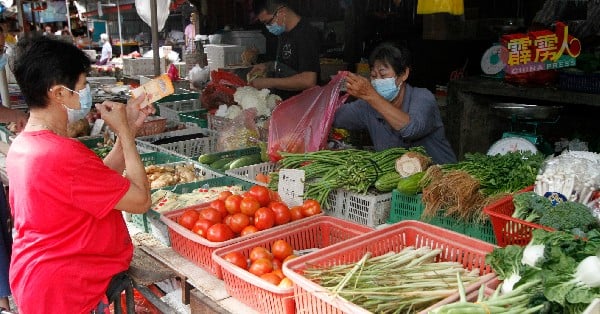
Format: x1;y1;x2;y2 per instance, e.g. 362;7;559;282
368;42;412;76
14;36;91;109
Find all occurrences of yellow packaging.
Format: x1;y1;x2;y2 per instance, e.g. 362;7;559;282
131;74;175;108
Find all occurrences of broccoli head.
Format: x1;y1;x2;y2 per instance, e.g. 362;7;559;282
539;201;599;233
512;192;552;222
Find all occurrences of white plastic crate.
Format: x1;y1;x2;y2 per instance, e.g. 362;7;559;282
158;99;201;122
324;189;393;227
225;162;279;186
204;44;244;70
136;127;217;158
122;58;166;76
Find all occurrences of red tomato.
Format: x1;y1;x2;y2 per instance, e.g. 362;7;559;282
289;206;304;221
206;223;234;242
198;207;222;225
223;214;234;226
271;239;293;261
229;213;250;234
218;191;233;201
223;252;248;270
191;218;214;238
225;194;243;214
260;272;281;285
270;202;291;226
247;185;271;207
210;199;228;218
248;258;273;277
254;207;275;231
302;199;322;217
240;225;259;236
271;258;283;271
239;196;260;216
178;209;199;230
271;269;285;279
249;246;272;262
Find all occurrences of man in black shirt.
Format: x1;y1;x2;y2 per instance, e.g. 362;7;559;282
249;0;321;99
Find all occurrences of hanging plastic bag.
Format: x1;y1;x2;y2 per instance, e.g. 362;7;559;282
135;0;170;31
268;71;349;162
417;0;464;15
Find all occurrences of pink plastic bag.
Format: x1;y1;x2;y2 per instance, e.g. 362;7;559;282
268;71;349;161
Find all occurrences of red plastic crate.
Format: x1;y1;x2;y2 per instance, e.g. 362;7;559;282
282;220;497;314
212;216;373;314
483;186;553;247
160;205;324;278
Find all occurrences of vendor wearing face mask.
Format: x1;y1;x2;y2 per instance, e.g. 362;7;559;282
333;43;457;165
248;0;320;100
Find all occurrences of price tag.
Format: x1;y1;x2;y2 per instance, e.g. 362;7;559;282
278;169;305;207
90;119;105;136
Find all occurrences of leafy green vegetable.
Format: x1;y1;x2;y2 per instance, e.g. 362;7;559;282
486;229;600;312
539;201;600;234
443;151;545;196
512;192;552;222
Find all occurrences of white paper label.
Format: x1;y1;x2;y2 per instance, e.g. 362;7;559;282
90;119;105;136
278;169;305;207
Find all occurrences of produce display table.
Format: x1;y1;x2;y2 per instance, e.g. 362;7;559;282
128;224;258;314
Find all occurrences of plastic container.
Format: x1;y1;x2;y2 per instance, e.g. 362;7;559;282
483;186;553;247
178;111;208;128
157;99;203;123
161;206;323;278
324;189;392;227
283;220;496;314
212;216;373;314
0;124;15;144
388;190;497;244
225;162;279;186
136;127;217;158
139;151;188;166
145;176;254;246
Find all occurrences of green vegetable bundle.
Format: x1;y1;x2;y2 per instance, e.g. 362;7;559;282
268;147;426;208
485;229;600;313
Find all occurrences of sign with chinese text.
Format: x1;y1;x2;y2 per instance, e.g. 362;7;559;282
277;169;305;207
501;22;581;75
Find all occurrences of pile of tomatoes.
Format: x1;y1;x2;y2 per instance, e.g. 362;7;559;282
176;185;322;242
223;239;296;288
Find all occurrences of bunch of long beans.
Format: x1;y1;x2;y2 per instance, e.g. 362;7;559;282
429;273;545;314
269;147;424;208
302;246;483;313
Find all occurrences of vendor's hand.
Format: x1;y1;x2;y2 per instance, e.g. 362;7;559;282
249;77;271;90
345;72;377;100
126;92;155;132
95;101;131;137
248;63;268;77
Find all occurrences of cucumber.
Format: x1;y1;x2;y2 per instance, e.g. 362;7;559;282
374;172;402;192
198;153;220;164
396;172;426;195
209;157;235;170
228;154;263;170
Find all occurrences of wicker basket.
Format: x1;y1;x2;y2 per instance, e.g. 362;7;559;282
136;117;167;137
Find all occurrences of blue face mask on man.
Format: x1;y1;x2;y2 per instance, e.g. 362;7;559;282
63;84;93;123
371;77;400;101
266;22;285;36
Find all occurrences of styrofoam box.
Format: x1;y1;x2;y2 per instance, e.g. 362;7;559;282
204;44;244;70
122;58;166;77
221;30;267;54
